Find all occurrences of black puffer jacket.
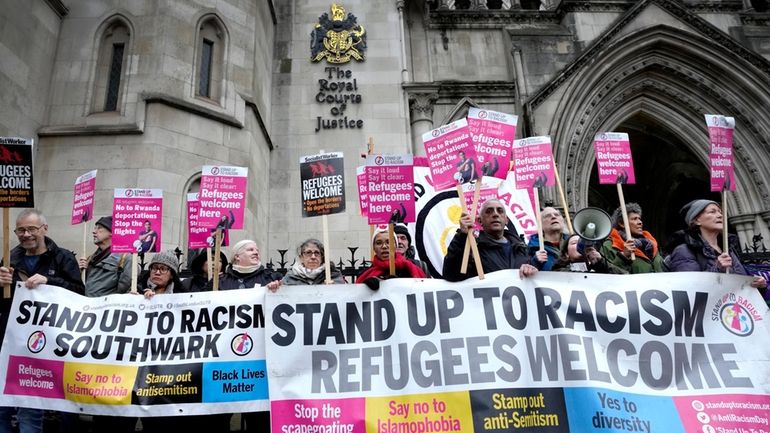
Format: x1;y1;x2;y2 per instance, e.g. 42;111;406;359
443;230;530;281
212;266;282;290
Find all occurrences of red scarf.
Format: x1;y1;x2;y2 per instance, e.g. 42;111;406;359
356;254;426;282
609;228;657;261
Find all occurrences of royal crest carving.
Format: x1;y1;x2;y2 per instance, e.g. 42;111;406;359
311;4;367;64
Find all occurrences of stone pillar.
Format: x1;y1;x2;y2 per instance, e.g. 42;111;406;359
730;213;759;252
408;93;438;156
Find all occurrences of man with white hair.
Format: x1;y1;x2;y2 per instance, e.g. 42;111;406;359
443;198;538;281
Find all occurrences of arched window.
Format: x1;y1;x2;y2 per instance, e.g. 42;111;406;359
92;20;130;113
195;16;226;103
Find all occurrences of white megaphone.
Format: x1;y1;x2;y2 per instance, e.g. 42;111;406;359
572;207;612;254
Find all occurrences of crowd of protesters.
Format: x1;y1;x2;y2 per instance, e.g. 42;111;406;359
0;199;767;433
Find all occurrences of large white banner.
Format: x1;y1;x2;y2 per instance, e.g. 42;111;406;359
266;271;770;433
0;285;268;416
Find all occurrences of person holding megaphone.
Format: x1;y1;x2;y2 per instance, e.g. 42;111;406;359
552;207;626;274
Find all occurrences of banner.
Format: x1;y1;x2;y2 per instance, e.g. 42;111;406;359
71;170;97;225
594;133;635;185
356;166;368;217
705;115;736;192
366;155;415;225
112;189;162;254
0;284;269;416
300;152;346;218
413;166;537;277
198;165;248;231
467;108;517;179
266;271;770;433
0;137;34;208
512;136;556;189
423;119;479;190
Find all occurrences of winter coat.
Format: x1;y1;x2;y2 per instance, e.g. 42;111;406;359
600;229;665;274
282;263;346;285
84;249;132;297
528;233;569;271
8;236;84;295
212;266;282;290
664;230;749;275
443;230;530;281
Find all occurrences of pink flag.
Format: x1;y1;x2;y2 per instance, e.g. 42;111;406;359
511;137;556;189
366;155;415;225
112;189;162;254
422;119;479;190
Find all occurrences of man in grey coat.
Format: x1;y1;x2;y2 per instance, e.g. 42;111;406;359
78;216;132;297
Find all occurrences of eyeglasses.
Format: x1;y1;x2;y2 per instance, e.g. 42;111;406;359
150;265;170;274
14;225;44;236
302;250;322;257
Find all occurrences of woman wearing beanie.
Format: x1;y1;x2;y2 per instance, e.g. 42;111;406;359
279;238;346;286
356;227;427;290
138;250;183;299
665;200;767;290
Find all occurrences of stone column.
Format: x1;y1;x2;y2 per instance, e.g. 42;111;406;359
408;93;438;156
759;211;770;246
730;213;758;252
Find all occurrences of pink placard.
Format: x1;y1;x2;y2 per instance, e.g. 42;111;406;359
71;170;96;225
271;398;365;433
705;114;736;192
198;165;248;231
366;155;415;225
674;394;770;432
593;132;636;184
467;107;517;179
422;119;479;190
511;136;556;189
356;166;368;217
111;189;163;254
3;355;65;399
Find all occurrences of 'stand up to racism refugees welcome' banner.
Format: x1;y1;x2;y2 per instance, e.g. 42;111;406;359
0;285;269;416
266;271;770;433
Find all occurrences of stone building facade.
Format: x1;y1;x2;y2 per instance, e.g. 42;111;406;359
1;0;769;263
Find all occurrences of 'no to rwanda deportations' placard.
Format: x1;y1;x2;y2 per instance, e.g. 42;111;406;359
265;270;770;433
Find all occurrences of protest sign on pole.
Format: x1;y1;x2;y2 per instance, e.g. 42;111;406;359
187;192;214;280
594;132;636;260
72;170;97;282
512;136;556;251
300;152;346;217
112;189;163;254
594;132;636;185
0;137;34;298
467;107;517;180
705;114;736;267
365;155;415;225
422;119;479;191
356;166;368;217
198;165;248;235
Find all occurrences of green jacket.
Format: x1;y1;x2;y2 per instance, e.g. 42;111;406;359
600;229;665;274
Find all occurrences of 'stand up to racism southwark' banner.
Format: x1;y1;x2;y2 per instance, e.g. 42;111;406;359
466;108;517;179
593;133;636;185
300;152;346;217
705;114;736;192
0;137;34;208
0;285;269;416
71;170;97;225
112;189;162;254
266;271;770;433
366;155;415;225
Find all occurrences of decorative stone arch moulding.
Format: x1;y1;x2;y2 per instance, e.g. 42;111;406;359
544;26;770;216
441;96;481;124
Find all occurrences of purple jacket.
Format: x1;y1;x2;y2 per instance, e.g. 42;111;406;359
664;230;748;275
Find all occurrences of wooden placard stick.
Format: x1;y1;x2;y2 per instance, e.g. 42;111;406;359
323;214;332;284
454;184;485;279
461;181;482;273
533;189;544;251
553;162;573;235
3;209;10;299
722;191;730;274
130;252;138;294
213;229;222;290
81;223;88;282
206;247;213;281
616;183;635;261
388;223;396;276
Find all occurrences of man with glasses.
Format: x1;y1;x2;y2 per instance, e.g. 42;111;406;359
0;209;83;433
443;198;538;281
